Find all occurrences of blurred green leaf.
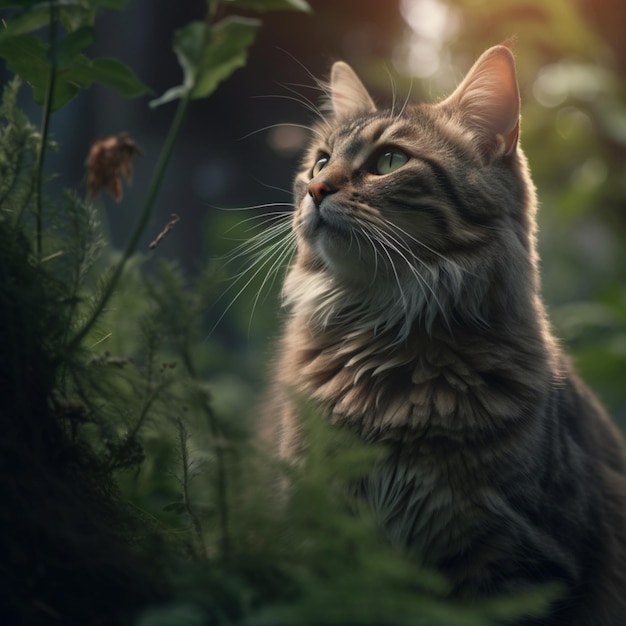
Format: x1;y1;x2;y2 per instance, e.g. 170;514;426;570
55;25;94;65
0;34;151;109
0;4;52;41
78;56;153;97
226;0;312;12
0;34;51;102
163;501;187;514
0;0;127;7
90;0;128;8
0;0;128;37
150;16;260;108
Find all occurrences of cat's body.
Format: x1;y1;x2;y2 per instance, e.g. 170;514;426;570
262;46;626;624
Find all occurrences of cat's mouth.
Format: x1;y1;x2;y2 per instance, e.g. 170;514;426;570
300;196;352;242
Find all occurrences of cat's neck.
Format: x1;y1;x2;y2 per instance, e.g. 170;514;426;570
278;273;558;443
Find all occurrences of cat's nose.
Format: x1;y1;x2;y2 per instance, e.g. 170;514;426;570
308;180;334;206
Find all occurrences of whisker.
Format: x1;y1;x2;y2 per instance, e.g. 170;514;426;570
278;83;331;128
355;224;383;289
361;223;411;318
398;77;414;118
252;178;294;196
385;64;398;118
210;202;293;212
223;219;292;264
362;221;451;330
209;230;296;337
239;123;322;142
383;217;475;276
275;48;324;88
255;92;326;124
247;233;297;336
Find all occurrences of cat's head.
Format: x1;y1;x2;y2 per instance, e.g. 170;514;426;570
284;45;538;338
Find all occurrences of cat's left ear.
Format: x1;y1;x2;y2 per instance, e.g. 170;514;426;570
330;61;377;121
441;45;520;161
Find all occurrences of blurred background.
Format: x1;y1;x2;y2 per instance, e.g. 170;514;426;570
6;0;626;424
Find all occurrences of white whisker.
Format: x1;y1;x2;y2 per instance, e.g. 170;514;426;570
239;123;322;142
209;227;296;337
211;202;293;213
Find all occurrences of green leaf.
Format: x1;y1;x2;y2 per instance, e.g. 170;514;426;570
83;57;153;98
0;34;51;102
0;4;52;42
0;0;127;7
0;33;151;110
90;0;128;8
55;26;94;66
0;1;127;37
191;16;260;99
163;501;187;514
0;1;40;8
226;0;312;12
150;16;260;108
59;7;96;32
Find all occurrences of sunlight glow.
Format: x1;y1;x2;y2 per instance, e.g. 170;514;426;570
396;0;459;78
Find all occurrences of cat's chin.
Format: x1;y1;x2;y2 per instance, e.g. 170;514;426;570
299;197;376;285
316;241;374;286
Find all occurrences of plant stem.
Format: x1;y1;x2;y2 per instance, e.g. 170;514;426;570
68;93;191;353
34;2;59;259
181;349;230;557
176;417;209;559
202;393;230;557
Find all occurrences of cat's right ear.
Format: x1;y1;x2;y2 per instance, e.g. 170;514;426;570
441;45;520;161
329;62;377;121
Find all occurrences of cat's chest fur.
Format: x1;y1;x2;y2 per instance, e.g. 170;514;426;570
279;315;550;442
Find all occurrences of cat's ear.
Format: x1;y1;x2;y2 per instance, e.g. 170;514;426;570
330;61;377;121
441;45;520;161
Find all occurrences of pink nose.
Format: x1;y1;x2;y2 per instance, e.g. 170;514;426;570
308;180;333;206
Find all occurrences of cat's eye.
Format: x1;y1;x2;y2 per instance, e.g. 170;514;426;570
376;150;409;175
311;155;329;178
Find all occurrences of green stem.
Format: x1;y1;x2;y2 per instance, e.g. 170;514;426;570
34;2;59;259
68;92;191;353
176;417;209;559
180;349;230;556
202;391;230;556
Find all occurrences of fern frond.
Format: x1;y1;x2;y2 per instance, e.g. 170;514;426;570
0;78;40;227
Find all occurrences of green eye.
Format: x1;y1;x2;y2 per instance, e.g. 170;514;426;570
311;155;329;178
376;150;409;175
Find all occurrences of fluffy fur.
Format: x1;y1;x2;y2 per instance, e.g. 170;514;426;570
262;46;626;625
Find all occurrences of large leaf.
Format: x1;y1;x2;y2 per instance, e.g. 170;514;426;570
54;26;94;66
0;4;54;42
225;0;312;12
0;33;151;110
0;1;128;38
0;35;52;102
90;0;128;7
82;57;152;98
0;0;127;7
150;16;260;108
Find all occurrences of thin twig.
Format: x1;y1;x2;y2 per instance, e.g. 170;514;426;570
149;213;180;249
34;1;59;259
180;348;230;557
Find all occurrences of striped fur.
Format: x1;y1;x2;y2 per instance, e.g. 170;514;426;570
262;46;626;624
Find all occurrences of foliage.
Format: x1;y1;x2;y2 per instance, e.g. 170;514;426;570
0;0;619;625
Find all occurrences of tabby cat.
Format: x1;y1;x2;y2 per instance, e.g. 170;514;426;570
262;46;626;625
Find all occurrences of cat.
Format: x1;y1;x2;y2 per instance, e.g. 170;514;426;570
261;45;626;625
